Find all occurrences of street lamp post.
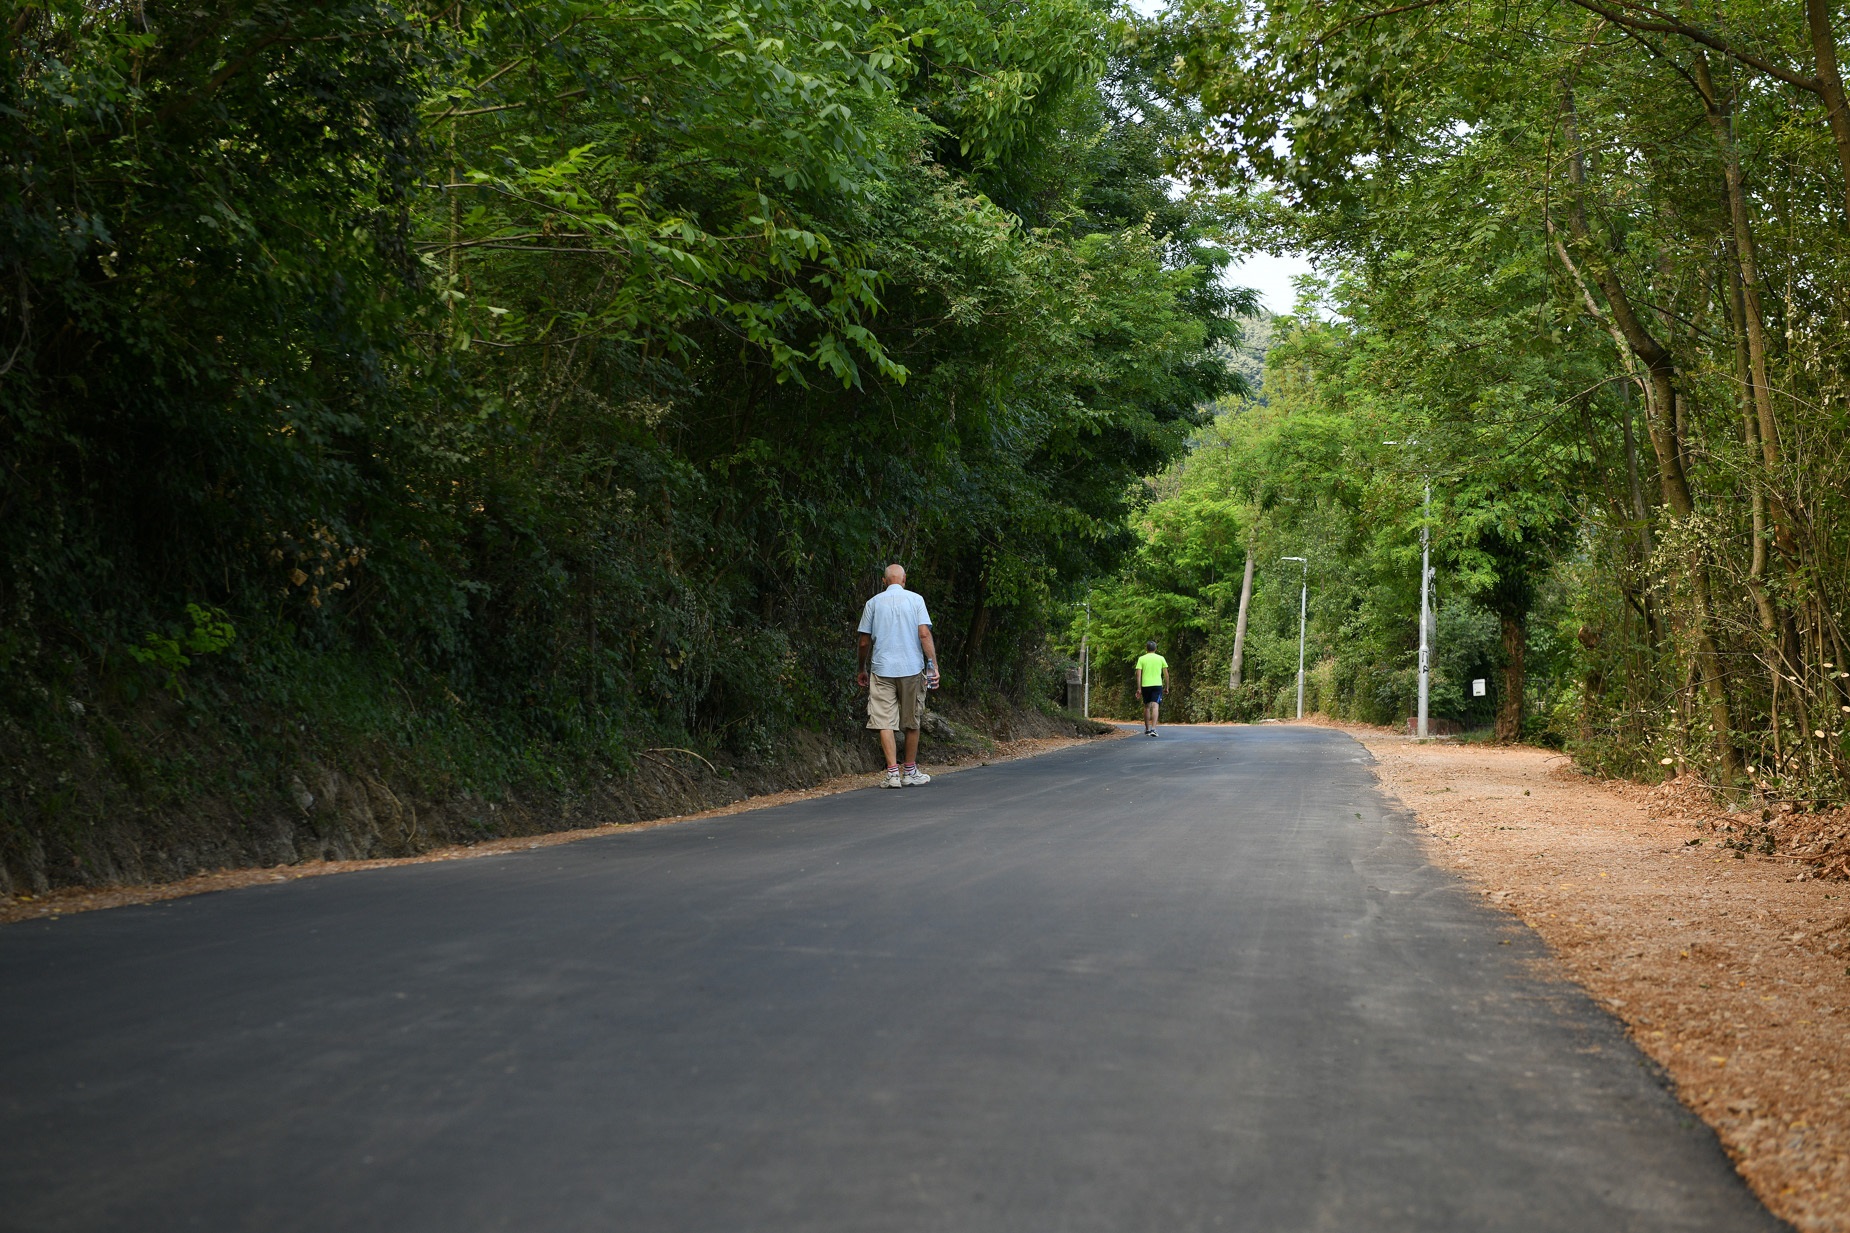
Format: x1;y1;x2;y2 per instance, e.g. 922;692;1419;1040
1386;440;1433;739
1417;480;1432;739
1282;557;1307;719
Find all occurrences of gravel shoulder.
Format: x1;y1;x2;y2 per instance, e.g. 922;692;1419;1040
1323;718;1850;1233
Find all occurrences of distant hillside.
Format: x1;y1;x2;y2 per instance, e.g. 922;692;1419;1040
1222;314;1275;401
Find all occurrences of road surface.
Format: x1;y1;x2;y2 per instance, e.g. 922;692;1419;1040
0;725;1784;1232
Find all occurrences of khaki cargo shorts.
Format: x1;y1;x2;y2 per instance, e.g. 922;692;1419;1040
867;672;926;731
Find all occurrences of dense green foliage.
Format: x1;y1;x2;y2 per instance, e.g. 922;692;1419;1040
33;0;1850;887
0;0;1245;882
1104;0;1850;796
1077;315;1576;738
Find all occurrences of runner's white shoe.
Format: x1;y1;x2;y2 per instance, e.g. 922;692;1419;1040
882;768;904;788
902;766;932;786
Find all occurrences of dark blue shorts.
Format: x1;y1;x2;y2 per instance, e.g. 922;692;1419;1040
1141;686;1164;704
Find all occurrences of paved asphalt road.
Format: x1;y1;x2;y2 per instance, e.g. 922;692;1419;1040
1;725;1785;1233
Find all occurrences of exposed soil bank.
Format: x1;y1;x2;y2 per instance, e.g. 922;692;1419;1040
0;707;1119;924
1326;718;1849;1233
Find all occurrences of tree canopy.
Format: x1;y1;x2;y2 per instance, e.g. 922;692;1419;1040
1085;0;1850;799
1;0;1246;888
14;0;1850;892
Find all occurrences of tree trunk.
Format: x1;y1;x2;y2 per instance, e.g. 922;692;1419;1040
1230;548;1255;688
963;587;989;671
1695;52;1799;559
1723;246;1785;640
1559;82;1745;785
1698;53;1811;763
1620;382;1653;551
1497;612;1525;742
1806;0;1850;227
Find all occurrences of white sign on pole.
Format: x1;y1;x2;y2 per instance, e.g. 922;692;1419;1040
1472;678;1487;697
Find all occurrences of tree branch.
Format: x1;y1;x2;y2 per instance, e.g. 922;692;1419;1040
1559;0;1820;93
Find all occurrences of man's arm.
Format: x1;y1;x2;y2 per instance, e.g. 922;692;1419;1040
919;625;939;686
857;632;872;689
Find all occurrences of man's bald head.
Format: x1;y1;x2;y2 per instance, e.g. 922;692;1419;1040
883;563;906;586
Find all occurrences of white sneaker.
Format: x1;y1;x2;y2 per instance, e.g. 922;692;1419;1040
882;767;904;788
902;766;932;786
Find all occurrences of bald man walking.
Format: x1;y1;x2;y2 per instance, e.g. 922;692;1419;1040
856;564;940;788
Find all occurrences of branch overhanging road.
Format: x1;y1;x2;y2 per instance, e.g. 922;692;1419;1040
0;726;1785;1232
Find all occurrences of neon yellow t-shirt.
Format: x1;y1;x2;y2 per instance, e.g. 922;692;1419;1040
1136;652;1167;688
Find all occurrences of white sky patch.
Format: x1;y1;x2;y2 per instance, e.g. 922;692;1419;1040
1226;251;1314;315
1118;8;1312;316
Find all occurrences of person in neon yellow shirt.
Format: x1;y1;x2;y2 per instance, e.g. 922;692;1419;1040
1133;640;1168;737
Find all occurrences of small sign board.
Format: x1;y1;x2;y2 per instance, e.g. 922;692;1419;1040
1472;678;1487;697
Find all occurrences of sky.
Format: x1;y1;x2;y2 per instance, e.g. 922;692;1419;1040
1121;0;1312;315
1226;251;1314;316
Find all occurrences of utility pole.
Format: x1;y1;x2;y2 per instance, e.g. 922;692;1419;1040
1080;594;1091;717
1417;480;1432;739
1282;557;1307;719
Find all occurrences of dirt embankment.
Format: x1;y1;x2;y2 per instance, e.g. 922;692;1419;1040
0;703;1118;925
1329;720;1850;1233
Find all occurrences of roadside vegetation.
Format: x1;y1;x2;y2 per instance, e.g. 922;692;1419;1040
1;0;1242;891
1084;0;1850;813
14;0;1850;890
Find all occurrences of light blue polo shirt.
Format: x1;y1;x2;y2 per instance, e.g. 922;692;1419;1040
857;584;932;678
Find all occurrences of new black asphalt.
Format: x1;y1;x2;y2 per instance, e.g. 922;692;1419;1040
0;725;1786;1232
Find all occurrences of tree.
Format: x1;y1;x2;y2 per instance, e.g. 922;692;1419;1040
1154;0;1850;791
